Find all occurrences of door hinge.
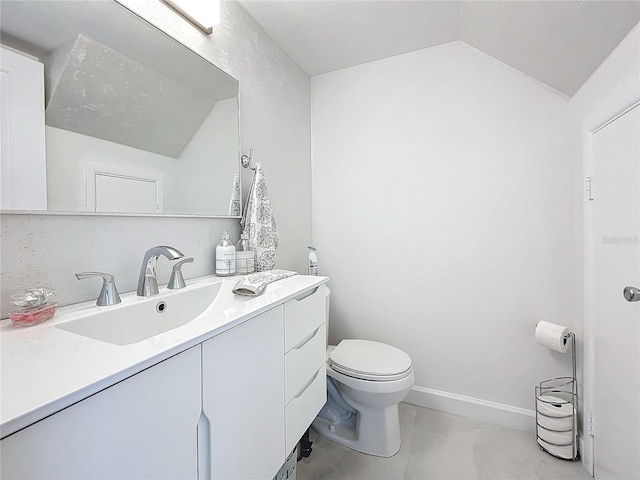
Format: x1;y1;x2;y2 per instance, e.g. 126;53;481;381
587;411;595;435
586;177;594;201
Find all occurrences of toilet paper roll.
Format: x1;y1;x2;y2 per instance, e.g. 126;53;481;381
537;437;575;460
537;425;574;445
535;321;570;353
537;410;574;431
536;394;575;418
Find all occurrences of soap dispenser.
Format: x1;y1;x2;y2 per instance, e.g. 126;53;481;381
216;230;236;276
235;230;255;274
308;246;318;276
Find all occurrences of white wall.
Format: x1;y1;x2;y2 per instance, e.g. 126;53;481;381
0;0;311;317
569;24;640;475
46;126;176;212
119;0;313;265
311;41;576;416
170;96;239;215
47;97;239;215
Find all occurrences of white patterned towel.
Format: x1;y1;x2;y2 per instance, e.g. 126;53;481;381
232;270;297;297
240;163;279;271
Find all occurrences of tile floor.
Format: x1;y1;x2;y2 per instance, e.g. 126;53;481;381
297;403;591;480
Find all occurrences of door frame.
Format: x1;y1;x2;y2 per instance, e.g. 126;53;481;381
582;99;640;477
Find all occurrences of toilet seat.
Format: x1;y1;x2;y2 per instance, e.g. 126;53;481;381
329;339;412;381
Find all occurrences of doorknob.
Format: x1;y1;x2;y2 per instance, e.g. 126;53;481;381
623;286;640;302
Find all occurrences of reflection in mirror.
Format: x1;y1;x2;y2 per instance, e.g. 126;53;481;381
0;0;240;217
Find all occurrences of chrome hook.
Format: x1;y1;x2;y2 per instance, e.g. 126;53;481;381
241;148;255;170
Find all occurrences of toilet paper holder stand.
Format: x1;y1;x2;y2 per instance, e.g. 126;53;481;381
535;332;579;461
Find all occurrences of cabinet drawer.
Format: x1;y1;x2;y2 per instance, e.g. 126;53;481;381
285;323;326;403
284;286;326;353
285;365;326;454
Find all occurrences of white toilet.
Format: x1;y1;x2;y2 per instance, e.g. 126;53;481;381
312;339;415;457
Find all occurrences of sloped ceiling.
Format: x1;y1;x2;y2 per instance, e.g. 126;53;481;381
1;0;237;158
239;0;640;97
45;34;216;158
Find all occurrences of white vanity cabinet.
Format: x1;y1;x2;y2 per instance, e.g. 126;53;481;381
202;304;285;480
0;280;329;480
0;346;202;479
283;287;328;453
201;286;329;479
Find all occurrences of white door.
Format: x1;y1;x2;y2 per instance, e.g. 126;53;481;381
95;174;159;213
0;46;47;210
592;104;640;480
85;162;164;214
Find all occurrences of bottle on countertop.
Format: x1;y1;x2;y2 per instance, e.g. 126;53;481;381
215;230;236;276
308;246;318;276
236;230;255;274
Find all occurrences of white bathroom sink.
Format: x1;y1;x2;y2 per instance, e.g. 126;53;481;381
56;282;223;345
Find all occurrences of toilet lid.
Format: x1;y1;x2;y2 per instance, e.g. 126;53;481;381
329;339;412;381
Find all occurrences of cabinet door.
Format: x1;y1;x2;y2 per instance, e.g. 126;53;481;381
202;305;285;480
1;346;201;479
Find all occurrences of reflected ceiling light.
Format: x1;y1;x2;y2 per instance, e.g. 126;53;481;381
160;0;220;35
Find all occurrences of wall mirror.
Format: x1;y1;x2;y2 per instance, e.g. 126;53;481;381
0;0;241;217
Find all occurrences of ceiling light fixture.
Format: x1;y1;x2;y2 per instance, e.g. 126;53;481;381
160;0;220;35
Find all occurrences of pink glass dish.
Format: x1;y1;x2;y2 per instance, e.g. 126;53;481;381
9;302;58;327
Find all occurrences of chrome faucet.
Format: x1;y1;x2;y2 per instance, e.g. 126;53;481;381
76;272;122;306
168;257;194;290
137;246;185;297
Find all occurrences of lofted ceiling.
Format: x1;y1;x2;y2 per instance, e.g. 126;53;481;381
238;0;640;97
1;1;237;158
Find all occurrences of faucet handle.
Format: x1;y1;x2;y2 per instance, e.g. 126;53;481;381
76;272;122;306
168;257;194;290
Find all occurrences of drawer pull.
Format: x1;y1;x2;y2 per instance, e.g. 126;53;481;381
292;326;320;350
293;287;319;302
294;368;322;399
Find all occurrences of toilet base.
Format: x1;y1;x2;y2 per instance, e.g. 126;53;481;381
311;402;402;457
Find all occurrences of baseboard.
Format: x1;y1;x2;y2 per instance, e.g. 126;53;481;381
404;385;536;433
580;433;594;476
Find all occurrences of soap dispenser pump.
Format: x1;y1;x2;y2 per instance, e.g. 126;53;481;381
216;230;236;276
236;230;255;274
308;246;318;276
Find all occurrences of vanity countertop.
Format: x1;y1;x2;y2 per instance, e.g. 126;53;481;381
0;274;329;439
